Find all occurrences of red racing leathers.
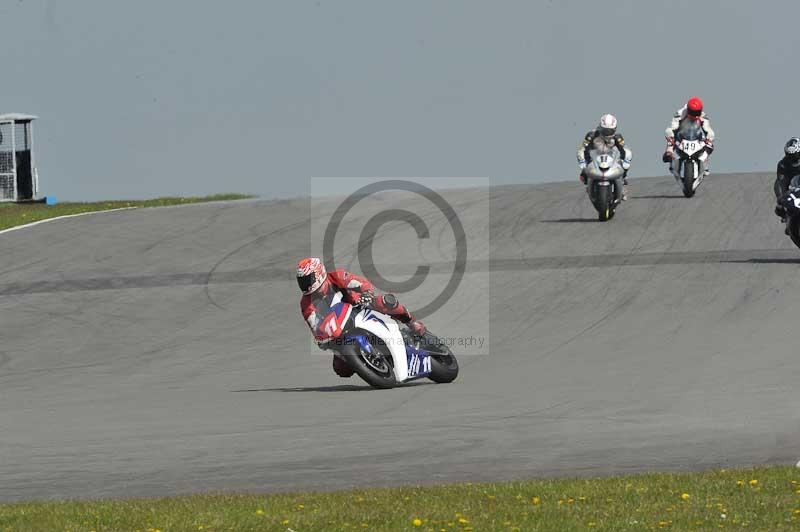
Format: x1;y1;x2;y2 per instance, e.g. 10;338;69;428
300;269;417;339
300;270;424;377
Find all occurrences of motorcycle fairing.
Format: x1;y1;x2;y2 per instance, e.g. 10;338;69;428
404;342;433;380
317;300;353;342
352;308;427;382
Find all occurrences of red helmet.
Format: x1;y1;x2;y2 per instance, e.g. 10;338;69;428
687;96;703;118
296;257;327;295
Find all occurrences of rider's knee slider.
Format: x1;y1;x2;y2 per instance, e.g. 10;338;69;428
381;294;398;309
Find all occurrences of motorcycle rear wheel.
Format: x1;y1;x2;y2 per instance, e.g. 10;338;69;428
420;333;459;384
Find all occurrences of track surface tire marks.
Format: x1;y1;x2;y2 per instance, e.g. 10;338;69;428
1;173;798;501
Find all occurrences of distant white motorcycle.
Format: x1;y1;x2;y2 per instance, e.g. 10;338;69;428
315;291;459;389
669;120;711;198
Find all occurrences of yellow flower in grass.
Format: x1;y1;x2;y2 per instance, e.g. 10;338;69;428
255;509;265;515
531;496;541;505
748;479;758;487
458;517;469;524
412;518;423;526
681;493;691;501
736;480;745;487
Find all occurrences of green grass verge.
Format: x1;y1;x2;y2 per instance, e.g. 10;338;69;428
1;467;799;531
0;194;255;232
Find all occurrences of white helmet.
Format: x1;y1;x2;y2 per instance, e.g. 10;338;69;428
598;114;617;137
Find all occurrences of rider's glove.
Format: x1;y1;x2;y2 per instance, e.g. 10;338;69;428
356;290;374;307
704;139;714;153
621;159;631;170
662;151;673;163
578;160;587;170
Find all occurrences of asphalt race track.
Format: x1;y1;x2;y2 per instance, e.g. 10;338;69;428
2;172;799;502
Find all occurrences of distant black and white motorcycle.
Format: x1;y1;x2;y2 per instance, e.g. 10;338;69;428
778;184;800;249
584;147;625;221
668;120;711;198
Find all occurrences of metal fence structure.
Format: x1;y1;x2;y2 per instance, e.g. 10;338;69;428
0;114;38;202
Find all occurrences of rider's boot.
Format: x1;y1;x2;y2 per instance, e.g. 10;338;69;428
332;354;355;378
378;295;427;339
664;149;678;180
408;319;427;338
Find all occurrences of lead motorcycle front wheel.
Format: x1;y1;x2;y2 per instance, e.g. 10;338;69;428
338;332;397;389
595;184;613;221
682;161;696;198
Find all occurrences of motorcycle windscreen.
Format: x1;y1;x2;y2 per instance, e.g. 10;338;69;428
675;119;704;142
586;147;623;179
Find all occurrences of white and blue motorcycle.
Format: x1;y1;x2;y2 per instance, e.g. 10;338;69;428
315;292;459;389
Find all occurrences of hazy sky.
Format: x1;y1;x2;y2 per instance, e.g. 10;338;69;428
3;0;798;201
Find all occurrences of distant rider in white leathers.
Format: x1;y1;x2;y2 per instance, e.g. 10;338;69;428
663;96;715;176
577;114;633;200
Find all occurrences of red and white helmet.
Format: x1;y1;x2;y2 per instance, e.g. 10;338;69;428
296;257;327;294
687;96;703;118
598;114;617;137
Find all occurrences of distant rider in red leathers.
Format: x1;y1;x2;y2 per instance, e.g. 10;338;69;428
663;96;715;176
296;257;427;378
